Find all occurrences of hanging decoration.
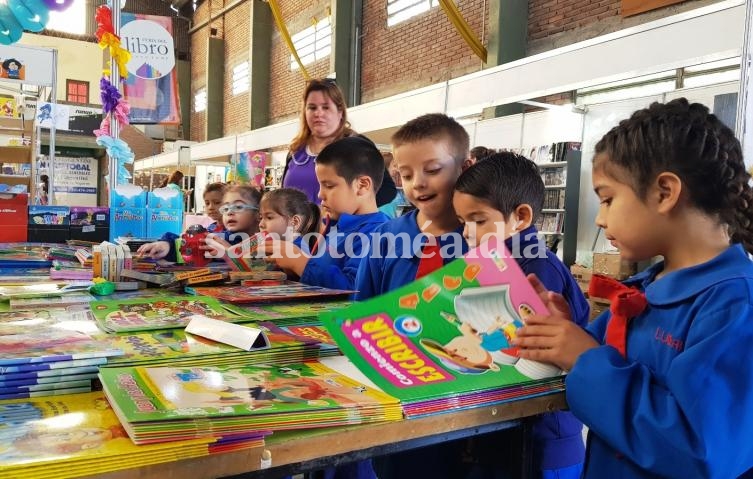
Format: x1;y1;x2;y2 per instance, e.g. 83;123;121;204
94;5;134;186
437;0;487;63
0;0;75;45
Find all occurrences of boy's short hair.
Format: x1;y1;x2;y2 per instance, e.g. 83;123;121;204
203;182;227;195
316;136;384;191
391;113;470;164
455;152;544;221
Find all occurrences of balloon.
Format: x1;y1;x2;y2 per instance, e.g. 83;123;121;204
8;0;49;33
43;0;75;11
0;5;23;45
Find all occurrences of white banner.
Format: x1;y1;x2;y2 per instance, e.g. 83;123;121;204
40;156;99;206
0;44;55;86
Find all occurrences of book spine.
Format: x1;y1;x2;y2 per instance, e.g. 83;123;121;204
92;245;102;278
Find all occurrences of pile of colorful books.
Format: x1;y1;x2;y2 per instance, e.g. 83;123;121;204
100;360;402;444
0;392;268;479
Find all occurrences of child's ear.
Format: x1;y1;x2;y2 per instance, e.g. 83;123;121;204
513;204;534;231
355;175;373;196
290;214;303;232
653;172;682;213
461;157;473;171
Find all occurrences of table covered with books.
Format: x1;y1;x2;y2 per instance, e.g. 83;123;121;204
0;240;568;479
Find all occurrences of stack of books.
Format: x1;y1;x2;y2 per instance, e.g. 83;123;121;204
321;237;566;419
0;392;268;479
100;360;402;444
0;306;124;399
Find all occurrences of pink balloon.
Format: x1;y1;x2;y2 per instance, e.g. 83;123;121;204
43;0;74;11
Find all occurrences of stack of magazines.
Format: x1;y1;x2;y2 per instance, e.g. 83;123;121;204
100;360;402;444
0;392;267;479
321;237;566;419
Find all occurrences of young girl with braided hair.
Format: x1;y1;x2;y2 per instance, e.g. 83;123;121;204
514;98;753;478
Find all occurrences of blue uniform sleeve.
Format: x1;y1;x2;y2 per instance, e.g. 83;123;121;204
160;232;180;262
567;301;753;478
300;232;369;291
355;254;382;300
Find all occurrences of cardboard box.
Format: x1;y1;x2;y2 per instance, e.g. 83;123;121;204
593;252;637;280
148;187;183;209
0;192;27;242
145;208;183;239
110;184;147;208
28;205;70;243
569;264;592;294
110;207;147;241
70;206;110;243
589;297;611;322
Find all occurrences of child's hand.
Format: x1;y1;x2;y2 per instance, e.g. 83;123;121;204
257;238;309;277
136;241;170;260
512;274;598;371
202;233;231;259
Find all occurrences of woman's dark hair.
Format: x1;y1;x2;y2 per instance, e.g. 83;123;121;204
594;97;753;253
455;152;544;222
159;170;184;188
260;187;320;236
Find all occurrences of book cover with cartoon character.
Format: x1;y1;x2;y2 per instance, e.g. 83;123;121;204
320;237;564;416
99;361;401;444
90;295;238;333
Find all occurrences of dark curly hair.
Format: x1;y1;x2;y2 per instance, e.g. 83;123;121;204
594;97;753;253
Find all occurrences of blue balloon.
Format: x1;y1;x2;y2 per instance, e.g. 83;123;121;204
8;0;49;33
0;5;23;45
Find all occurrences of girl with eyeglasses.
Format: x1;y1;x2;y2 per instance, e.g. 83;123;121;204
137;185;262;262
258;188;320;250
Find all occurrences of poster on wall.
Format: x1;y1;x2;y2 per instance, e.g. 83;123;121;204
235;151;266;188
0;94;18;118
30;100;102;136
39;156;99;207
120;13;180;125
0;44;54;86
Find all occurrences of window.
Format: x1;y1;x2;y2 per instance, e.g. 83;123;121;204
66;80;89;104
194;89;207;113
232;61;249;96
46;0;86;35
290;17;332;70
387;0;439;27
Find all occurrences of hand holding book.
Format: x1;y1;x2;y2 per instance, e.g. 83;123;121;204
513;274;599;371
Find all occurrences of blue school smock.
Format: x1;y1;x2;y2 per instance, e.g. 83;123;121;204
568;243;753;478
354;209;467;299
508;226;588;473
301;211;390;291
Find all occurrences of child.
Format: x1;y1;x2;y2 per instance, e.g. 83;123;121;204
514;98;753;478
258;187;320;249
355;113;471;300
258;135;390;291
354;113;471;479
202;182;227;233
453;152;588;479
138;185;261;262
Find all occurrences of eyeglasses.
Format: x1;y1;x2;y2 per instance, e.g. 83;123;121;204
219;204;259;215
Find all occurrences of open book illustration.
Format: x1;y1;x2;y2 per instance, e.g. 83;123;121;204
321;237;562;404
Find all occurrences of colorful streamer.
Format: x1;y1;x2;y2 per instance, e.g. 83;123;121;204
0;0;74;45
95;135;134;184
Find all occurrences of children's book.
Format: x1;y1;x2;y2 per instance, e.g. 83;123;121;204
320;237;564;415
100;360;401;444
0;328;123;366
186;282;353;304
89;295;240;333
227;300;351;323
0;392;218;476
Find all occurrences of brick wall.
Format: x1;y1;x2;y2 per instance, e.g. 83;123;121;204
268;0;331;124
189;1;211;142
120;125;163;160
527;0;721;54
360;0;488;103
223;2;251;135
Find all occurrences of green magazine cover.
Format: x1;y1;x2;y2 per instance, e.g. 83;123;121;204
321;237;563;406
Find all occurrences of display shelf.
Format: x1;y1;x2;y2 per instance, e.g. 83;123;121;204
0;145;32;163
